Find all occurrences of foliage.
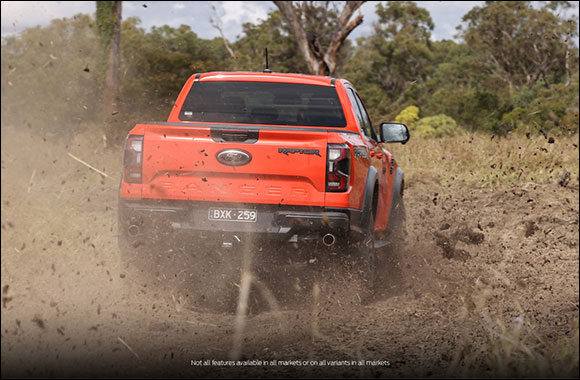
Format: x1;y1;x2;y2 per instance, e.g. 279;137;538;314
459;1;578;90
499;76;580;135
118;18;230;132
414;114;458;138
394;105;458;138
96;1;116;49
1;1;579;142
419;40;504;132
394;105;420;126
342;1;434;122
342;1;579;136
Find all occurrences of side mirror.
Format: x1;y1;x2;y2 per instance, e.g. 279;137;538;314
380;122;410;144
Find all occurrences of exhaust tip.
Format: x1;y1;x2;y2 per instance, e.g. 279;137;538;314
322;233;336;247
127;224;140;237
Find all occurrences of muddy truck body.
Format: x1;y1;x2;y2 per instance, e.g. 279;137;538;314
118;72;409;291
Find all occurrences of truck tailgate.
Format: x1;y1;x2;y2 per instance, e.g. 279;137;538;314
139;123;328;206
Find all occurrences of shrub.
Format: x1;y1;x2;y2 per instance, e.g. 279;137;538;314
394;105;420;127
499;107;530;134
414;114;458;137
498;80;579;136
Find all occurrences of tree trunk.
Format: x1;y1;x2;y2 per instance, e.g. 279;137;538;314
564;40;571;86
101;1;122;116
273;1;364;76
273;1;325;75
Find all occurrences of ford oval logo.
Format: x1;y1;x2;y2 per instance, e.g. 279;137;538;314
216;149;252;166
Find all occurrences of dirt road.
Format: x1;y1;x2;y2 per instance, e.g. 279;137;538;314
1;127;578;378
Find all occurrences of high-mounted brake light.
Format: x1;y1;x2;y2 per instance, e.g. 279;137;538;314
326;144;350;192
123;135;144;183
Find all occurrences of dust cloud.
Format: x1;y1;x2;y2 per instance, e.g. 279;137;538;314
1;123;578;378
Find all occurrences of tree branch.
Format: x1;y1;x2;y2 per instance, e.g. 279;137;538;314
274;1;366;76
210;5;237;60
324;1;365;74
274;1;324;74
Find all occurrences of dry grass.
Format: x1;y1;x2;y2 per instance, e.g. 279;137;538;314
448;270;579;378
388;132;579;189
454;289;580;378
483;317;579;378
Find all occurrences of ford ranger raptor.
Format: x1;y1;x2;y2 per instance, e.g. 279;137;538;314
118;71;410;302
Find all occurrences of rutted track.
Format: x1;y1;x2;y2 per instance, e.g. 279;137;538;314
1;127;578;378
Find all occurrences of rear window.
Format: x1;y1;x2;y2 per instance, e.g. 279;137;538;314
179;81;346;127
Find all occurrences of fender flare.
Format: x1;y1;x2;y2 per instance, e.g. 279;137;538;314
359;166;378;229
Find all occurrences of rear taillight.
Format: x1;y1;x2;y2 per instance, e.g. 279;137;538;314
326;144;350;192
123;135;143;183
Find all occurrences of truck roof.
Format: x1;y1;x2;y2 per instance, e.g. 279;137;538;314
194;72;337;87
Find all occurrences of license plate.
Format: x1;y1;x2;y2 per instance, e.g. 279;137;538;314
208;208;257;222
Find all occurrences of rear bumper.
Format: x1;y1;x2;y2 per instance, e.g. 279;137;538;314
118;198;356;242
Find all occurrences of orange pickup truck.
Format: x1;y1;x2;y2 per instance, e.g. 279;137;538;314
118;71;409;294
